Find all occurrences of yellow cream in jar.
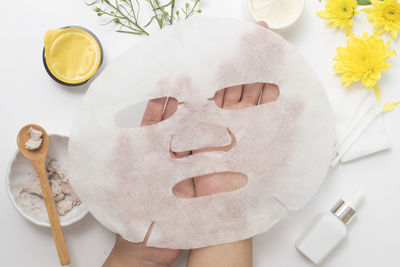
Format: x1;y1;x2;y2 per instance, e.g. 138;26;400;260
43;27;102;86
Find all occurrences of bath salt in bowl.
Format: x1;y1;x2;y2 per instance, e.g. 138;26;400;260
6;134;88;227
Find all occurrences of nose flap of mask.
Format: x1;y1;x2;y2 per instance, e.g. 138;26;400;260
170;124;232;152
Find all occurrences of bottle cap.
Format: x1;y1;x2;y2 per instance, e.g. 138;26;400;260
331;189;365;224
344;188;365;210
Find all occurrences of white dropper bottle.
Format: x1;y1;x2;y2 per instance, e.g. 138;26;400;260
296;189;365;264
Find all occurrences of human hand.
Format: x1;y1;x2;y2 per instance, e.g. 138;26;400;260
103;233;180;267
103;97;184;267
103;81;278;267
103;21;275;267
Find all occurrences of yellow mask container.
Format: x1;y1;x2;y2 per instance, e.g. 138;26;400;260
43;27;103;86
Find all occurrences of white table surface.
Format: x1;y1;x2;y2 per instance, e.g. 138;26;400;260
1;0;400;266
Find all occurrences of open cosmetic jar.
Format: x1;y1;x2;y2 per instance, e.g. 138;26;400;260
42;26;103;86
244;0;305;32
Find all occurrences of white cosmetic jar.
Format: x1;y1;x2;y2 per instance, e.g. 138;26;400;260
243;0;305;32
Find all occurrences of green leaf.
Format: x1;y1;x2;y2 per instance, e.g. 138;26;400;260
357;0;371;5
116;30;144;35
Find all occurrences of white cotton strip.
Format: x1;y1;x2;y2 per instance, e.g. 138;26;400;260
331;107;381;168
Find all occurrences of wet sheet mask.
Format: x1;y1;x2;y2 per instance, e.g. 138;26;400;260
69;18;335;249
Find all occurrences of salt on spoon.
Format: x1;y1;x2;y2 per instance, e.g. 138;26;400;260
17;124;70;266
25;127;43;150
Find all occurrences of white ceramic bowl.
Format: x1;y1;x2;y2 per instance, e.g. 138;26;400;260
243;0;305;33
6;134;88;227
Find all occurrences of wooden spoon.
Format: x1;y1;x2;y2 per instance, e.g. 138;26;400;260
17;124;71;266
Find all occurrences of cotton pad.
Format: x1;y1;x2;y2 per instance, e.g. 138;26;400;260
69;17;335;249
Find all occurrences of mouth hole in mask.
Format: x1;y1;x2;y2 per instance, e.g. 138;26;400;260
208;82;279;109
115;97;180;128
172;172;248;198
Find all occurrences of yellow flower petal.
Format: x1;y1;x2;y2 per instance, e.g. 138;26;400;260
382;101;400;113
373;84;382;104
345;19;353;36
362;76;375;89
392;30;398;40
369;70;382;81
317;10;331;19
361;7;374;13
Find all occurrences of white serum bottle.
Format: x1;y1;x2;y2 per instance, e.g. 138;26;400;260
296;189;365;265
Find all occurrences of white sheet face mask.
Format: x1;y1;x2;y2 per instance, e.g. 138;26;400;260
69;18;335;249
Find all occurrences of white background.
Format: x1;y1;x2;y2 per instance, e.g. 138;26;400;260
1;0;400;266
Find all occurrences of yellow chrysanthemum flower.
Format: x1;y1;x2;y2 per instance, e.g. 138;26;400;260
362;0;400;40
317;0;359;36
333;33;396;95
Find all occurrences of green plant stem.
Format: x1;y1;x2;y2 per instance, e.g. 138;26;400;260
104;0;149;35
169;0;175;24
116;30;143;34
127;0;138;22
147;0;163;28
91;0;200;35
185;0;199;19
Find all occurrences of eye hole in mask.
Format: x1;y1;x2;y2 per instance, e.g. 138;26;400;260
115;97;179;128
208;83;280;109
